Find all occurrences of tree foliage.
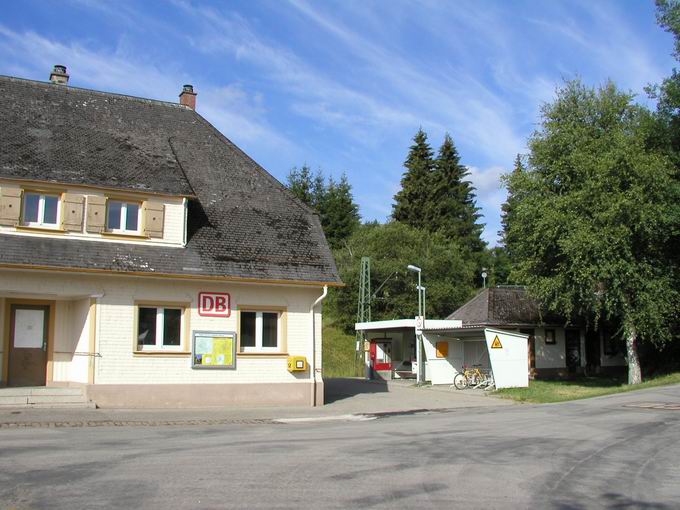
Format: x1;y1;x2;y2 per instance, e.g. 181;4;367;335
327;222;476;333
286;165;360;249
506;79;679;383
392;129;435;230
429;134;485;252
393;129;485;256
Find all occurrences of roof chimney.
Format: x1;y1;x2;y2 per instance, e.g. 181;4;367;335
179;84;197;110
49;64;69;85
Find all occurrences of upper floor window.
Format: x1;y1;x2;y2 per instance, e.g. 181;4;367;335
107;200;140;234
22;192;60;228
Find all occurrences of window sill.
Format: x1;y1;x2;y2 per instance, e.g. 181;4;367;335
237;352;289;358
133;350;191;357
102;231;149;240
15;225;66;234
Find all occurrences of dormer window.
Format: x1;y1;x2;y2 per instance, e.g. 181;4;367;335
106;200;140;234
22;192;60;228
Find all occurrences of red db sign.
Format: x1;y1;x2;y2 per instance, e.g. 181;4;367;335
198;292;231;317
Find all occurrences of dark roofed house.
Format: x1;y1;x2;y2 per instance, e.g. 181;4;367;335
447;287;626;378
0;66;339;407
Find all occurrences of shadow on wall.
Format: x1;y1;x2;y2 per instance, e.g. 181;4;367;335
324;377;388;404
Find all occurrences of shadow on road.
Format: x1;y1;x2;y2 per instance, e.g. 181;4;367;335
324;378;389;404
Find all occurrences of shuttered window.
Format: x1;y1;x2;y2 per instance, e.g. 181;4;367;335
107;200;140;233
22;193;60;228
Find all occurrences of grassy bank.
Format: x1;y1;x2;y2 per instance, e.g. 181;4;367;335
495;372;680;403
322;321;364;378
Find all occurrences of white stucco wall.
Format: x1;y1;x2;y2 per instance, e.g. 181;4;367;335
534;327;567;369
52;298;91;384
0;269;325;386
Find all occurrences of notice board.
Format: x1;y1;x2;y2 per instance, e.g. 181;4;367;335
192;330;237;369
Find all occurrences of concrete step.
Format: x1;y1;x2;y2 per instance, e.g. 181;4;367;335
0;387;84;397
0;386;94;408
0;401;96;409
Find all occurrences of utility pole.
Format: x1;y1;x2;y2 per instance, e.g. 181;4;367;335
355;257;371;376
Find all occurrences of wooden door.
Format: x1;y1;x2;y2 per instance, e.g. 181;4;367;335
8;305;49;387
520;328;536;378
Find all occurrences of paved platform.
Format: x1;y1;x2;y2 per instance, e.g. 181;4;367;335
0;378;511;428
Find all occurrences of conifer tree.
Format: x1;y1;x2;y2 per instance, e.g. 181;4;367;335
429;133;484;252
500;154;525;252
286;167;360;249
286;165;315;207
320;173;360;249
392;129;434;229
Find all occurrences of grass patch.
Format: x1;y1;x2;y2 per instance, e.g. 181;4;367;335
322;321;364;378
495;372;680;403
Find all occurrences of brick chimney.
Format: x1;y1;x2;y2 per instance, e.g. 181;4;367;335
179;84;197;110
49;64;69;85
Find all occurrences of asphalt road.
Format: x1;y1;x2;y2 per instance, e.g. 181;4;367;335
1;385;679;509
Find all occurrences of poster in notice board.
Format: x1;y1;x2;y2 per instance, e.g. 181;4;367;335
192;330;237;369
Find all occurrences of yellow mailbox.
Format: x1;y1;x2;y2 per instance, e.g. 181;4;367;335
287;356;308;372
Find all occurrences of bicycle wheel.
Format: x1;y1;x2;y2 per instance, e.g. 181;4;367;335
453;373;468;390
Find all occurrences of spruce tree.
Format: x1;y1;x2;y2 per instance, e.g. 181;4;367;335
500;154;525;253
392;129;434;229
320;174;360;249
286;165;315;207
429;133;484;252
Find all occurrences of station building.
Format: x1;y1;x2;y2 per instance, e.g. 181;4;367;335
357;287;626;385
0;66;341;407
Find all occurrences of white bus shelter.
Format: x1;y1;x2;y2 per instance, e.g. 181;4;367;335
355;319;529;389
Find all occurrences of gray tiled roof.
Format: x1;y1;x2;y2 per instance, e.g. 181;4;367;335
446;287;564;326
0;76;340;284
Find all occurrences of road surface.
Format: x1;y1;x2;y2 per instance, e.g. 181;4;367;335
1;384;678;509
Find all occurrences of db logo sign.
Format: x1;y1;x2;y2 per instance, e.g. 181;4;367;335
198;292;231;317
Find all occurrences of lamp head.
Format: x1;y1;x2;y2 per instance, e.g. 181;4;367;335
407;265;421;273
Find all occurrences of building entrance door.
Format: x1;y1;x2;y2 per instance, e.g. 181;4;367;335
370;341;392;371
7;305;49;387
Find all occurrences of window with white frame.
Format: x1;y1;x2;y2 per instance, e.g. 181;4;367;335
240;311;280;352
137;306;183;350
107;200;140;234
22;192;60;228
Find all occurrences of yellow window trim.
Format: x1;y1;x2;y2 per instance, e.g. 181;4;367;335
15;225;67;235
101;231;150;240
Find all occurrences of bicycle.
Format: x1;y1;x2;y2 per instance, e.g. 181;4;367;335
453;365;494;390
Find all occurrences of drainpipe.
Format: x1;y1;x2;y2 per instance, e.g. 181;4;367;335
310;285;328;407
182;198;188;247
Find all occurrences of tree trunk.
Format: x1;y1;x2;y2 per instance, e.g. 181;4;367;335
626;326;642;385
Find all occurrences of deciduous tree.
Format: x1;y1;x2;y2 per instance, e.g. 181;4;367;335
506;80;679;384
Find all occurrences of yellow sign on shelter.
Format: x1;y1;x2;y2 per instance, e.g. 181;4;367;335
491;336;503;349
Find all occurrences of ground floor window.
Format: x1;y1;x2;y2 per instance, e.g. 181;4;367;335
137;306;184;351
239;310;280;352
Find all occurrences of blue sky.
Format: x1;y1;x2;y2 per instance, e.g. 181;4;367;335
0;0;675;245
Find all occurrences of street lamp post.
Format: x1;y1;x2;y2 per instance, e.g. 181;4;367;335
407;265;424;383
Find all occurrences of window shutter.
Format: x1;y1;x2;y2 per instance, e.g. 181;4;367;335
62;193;85;232
0;187;22;226
86;196;106;233
144;201;165;238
